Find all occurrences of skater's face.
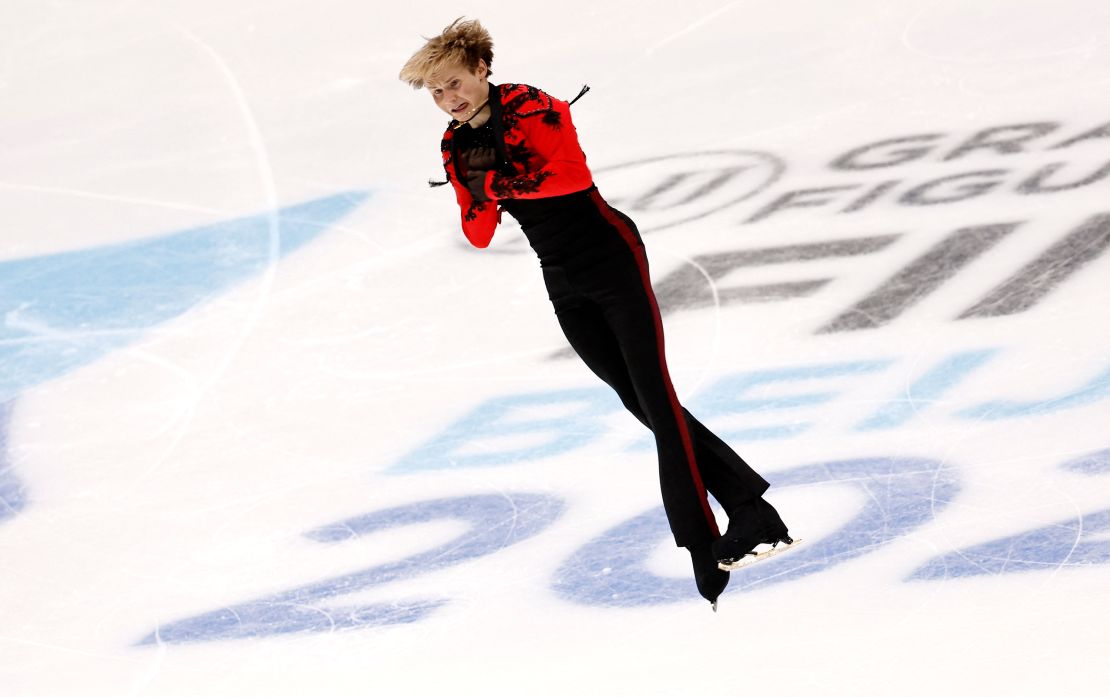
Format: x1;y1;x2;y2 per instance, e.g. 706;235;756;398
426;60;489;123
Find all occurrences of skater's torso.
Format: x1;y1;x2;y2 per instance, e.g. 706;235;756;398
443;82;638;274
449;118;594;231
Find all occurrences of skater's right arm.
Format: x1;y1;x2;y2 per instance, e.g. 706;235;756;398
442;133;499;248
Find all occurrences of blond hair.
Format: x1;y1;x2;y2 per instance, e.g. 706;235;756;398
399;17;494;89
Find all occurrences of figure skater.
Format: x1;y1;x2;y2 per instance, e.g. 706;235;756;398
400;17;794;610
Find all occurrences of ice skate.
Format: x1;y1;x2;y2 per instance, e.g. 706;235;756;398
687;541;729;611
717;537;803;571
712;498;797;570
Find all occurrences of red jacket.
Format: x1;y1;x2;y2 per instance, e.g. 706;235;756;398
441;83;594;248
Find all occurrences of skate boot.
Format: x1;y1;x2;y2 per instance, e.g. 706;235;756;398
686;541;729;612
712;497;794;568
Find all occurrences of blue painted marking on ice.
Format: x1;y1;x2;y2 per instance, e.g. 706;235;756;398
0;190;368;404
387;387;621;474
958;361;1110;420
137;492;564;644
142;598;448;645
688;360;893;441
0;400;25;522
0;190;368;526
908;507;1110;580
625;359;893;451
552;456;959;607
1060;448;1110;475
855;349;998;430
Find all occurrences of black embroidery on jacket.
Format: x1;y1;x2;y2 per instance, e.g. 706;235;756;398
505;140;534;167
542;110;562;129
490;171;553;199
464;200;490;222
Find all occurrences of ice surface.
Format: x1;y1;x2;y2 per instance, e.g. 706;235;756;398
2;1;1109;695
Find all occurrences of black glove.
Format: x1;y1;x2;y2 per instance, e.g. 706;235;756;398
462;146;497;171
465;169;491;202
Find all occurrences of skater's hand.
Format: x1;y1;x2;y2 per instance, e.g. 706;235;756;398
465;169;491;202
462;147;497;171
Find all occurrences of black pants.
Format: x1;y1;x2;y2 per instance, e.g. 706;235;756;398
518;189;770;547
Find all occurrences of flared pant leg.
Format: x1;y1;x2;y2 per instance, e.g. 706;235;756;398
551;292;768;543
526;190;769;546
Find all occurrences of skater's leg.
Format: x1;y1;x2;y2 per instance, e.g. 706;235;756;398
548;257;769;505
548;261;719;546
549;254;783;565
681;409;769;512
568;205;722;549
552;297;650;419
557;305;769;517
593;291;721;546
554;301;727;603
680;416;789;563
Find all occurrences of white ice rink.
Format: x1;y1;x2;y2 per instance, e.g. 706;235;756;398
2;1;1110;695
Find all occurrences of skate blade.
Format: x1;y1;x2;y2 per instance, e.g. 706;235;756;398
717;538;803;571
